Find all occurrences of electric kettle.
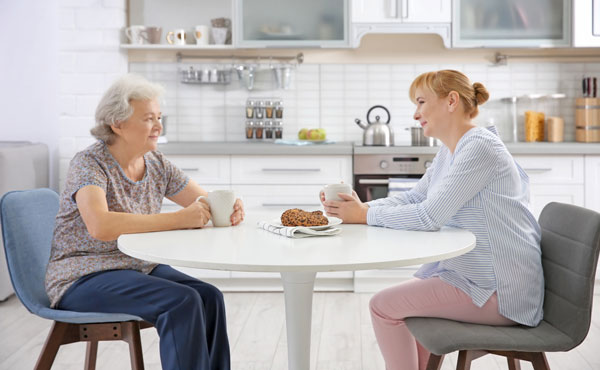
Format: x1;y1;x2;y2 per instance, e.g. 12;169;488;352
355;105;394;146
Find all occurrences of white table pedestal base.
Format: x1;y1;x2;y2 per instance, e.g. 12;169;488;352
281;271;317;370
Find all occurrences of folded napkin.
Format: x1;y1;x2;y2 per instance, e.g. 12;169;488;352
257;220;341;238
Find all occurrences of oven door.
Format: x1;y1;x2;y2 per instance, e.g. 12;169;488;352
354;174;422;202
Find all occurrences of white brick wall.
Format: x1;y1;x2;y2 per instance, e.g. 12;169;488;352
58;0;128;190
131;61;600;145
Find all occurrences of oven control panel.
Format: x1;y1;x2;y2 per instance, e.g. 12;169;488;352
354;154;436;175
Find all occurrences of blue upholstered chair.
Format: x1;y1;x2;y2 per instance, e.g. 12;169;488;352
0;189;153;370
406;202;600;370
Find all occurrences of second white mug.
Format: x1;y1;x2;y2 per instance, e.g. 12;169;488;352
196;190;236;227
166;29;187;45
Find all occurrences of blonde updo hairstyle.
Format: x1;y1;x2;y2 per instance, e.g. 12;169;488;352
409;70;489;119
91;74;165;145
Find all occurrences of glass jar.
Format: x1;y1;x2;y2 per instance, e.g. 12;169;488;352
265;100;274;119
245;99;255;119
275;100;283;119
255;121;264;139
274;120;283;139
255;100;265;119
265;121;273;139
245;120;254;139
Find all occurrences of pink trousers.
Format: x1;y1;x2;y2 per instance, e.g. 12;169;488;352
369;277;515;370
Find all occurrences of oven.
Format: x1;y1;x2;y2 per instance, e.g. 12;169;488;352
353;153;435;202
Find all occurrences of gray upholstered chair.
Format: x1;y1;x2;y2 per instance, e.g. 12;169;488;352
405;202;600;370
1;189;153;370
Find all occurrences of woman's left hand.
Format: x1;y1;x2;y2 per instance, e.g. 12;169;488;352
230;198;245;226
322;191;369;224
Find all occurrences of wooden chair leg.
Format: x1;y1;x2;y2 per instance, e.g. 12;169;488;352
85;341;98;370
35;322;70;370
507;356;522;370
121;322;145;370
425;354;445;370
531;352;550;370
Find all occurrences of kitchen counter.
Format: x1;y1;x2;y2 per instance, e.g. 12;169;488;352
158;141;600;156
158;141;354;156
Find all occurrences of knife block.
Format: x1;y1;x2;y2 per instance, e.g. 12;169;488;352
575;98;600;142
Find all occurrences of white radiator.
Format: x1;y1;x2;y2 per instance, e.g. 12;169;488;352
0;142;49;301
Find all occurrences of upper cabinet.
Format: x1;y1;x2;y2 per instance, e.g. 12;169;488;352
352;0;451;24
351;0;452;47
235;0;349;48
452;0;571;47
572;0;600;47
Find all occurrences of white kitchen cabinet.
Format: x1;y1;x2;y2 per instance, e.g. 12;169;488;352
235;184;324;213
168;155;230;184
585;156;600;213
351;0;451;47
572;0;600;47
452;0;571;47
352;0;451;23
514;155;585;220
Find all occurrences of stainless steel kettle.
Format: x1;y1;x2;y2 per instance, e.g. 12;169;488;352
355;105;394;146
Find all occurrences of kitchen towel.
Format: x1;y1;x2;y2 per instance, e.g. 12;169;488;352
256;220;341;238
274;139;336;145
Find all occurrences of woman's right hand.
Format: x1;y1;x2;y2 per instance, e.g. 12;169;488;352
178;199;211;228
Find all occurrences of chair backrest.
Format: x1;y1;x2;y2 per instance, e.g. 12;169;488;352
0;189;58;314
539;202;600;347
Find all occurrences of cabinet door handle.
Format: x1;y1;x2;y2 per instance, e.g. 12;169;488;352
523;168;553;173
261;168;321;172
181;167;200;172
262;203;322;207
389;0;398;18
401;0;408;19
359;179;389;185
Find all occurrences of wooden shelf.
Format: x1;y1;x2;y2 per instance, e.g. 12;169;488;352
120;44;235;50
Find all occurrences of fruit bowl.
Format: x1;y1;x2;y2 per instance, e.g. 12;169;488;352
298;128;326;141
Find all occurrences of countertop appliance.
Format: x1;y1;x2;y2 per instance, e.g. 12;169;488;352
355;105;394;146
353;152;435;201
0;142;49;301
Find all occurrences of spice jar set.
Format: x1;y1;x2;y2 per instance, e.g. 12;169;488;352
245;98;284;140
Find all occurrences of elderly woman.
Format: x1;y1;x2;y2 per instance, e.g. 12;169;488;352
45;74;243;370
322;70;543;370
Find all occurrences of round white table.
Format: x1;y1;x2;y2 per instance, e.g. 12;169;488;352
118;214;475;370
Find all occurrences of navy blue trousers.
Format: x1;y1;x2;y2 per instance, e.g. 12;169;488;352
58;265;230;370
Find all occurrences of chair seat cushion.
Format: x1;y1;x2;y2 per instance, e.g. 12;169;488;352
37;307;145;324
405;318;576;355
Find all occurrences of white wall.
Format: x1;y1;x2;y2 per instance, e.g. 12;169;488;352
0;1;59;189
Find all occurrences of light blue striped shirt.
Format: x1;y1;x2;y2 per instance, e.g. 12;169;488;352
366;126;544;326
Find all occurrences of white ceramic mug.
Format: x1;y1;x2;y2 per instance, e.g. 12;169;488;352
194;25;209;45
125;25;146;44
166;29;187;45
322;183;352;201
196;190;236;227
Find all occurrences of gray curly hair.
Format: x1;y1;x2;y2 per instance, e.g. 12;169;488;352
91;74;165;144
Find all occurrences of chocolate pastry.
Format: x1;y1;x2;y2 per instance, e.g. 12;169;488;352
280;208;329;227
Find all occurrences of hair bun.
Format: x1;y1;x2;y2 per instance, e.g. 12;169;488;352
473;82;489;105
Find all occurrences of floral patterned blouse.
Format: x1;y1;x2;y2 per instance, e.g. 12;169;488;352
45;141;189;308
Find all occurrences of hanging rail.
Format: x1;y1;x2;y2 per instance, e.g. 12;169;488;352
493;52;600;65
176;52;304;64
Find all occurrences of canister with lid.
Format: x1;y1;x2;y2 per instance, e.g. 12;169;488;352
245;99;255;119
255;100;265;119
255;121;264;139
273;120;283;139
245;120;254;139
265;121;274;139
275;100;283;119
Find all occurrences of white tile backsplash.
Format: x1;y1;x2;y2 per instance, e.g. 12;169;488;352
131;61;600;143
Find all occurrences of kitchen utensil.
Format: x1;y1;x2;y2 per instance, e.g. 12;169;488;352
407;126;438;146
355;105;394;146
546;117;564;142
272;65;293;89
236;65;255;90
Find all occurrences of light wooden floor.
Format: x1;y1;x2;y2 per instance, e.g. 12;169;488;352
1;292;599;370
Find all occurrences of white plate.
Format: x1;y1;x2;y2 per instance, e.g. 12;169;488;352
271;216;342;230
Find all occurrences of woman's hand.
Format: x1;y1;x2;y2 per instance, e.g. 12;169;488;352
322;190;369;224
230;198;245;226
178;198;211;228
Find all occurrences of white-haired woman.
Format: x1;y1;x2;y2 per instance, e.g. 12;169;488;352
45;74;242;370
